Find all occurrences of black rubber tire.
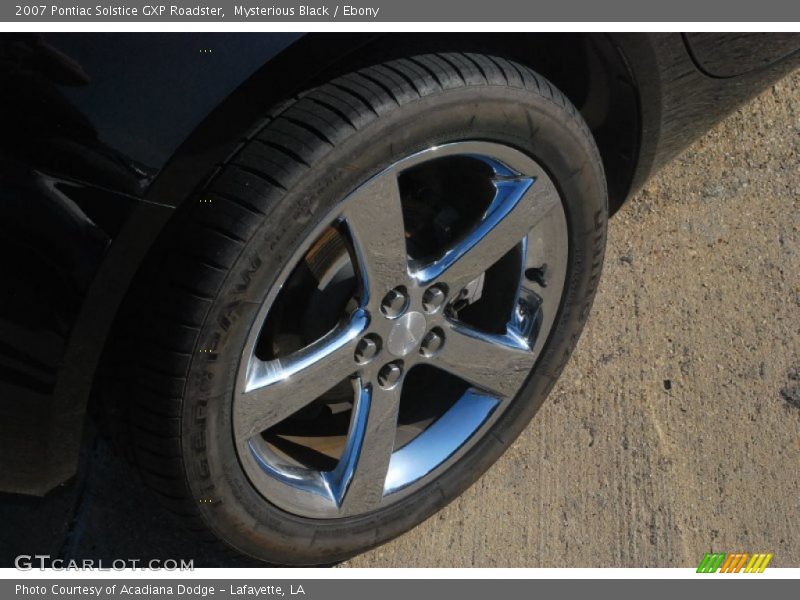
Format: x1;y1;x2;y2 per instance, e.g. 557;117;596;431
122;52;608;565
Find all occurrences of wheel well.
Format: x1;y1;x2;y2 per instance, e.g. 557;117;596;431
146;34;639;216
302;33;641;213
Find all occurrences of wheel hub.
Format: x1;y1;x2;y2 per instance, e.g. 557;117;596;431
386;311;427;357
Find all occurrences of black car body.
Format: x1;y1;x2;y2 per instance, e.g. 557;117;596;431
1;32;798;496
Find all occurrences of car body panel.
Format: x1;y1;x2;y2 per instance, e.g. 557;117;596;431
684;32;800;78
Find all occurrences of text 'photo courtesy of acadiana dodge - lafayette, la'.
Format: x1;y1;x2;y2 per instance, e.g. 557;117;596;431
37;4;381;18
16;585;306;597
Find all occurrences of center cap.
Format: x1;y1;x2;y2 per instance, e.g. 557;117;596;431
386;311;427;357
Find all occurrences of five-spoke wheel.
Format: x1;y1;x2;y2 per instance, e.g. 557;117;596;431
234;142;568;518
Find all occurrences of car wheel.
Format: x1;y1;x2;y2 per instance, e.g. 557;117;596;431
125;53;607;564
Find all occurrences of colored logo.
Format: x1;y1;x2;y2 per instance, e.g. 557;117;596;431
696;553;773;573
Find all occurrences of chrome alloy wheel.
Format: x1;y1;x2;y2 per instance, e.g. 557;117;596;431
233;141;568;519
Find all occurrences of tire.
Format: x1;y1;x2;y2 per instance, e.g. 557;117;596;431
123;52;608;565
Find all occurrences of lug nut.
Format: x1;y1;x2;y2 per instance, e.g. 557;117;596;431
422;285;447;313
381;287;408;318
377;362;403;388
354;335;381;364
420;328;445;358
